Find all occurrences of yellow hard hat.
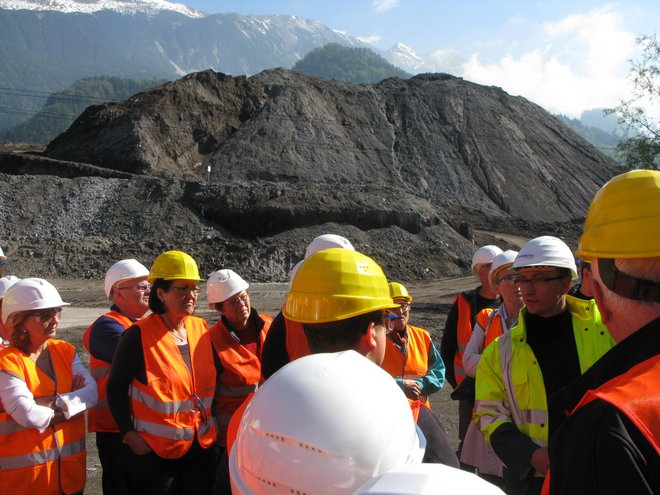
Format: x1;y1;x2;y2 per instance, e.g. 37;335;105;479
577;169;660;260
284;248;398;324
148;250;202;283
389;282;413;303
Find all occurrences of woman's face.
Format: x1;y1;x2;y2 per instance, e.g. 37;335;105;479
159;280;199;317
20;307;62;349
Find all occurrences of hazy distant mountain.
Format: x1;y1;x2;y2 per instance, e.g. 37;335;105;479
0;3;370;133
386;43;467;75
293;43;410;83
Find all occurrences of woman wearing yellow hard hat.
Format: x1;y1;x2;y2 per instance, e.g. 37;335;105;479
107;250;221;495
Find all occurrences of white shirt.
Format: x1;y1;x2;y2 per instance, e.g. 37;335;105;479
0;353;97;433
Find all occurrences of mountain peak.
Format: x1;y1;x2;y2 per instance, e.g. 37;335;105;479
0;0;205;17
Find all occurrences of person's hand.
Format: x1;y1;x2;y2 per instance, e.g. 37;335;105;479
71;373;86;391
530;447;549;474
401;379;421;400
123;430;153;455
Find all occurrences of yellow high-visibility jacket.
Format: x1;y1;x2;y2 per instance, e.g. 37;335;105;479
474;296;614;476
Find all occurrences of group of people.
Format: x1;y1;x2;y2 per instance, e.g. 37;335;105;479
0;169;657;495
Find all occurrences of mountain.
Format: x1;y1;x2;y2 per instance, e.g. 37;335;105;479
0;0;204;16
554;114;622;159
292;43;410;84
0;5;370;133
1;69;620;281
386;43;467;75
3;76;168;143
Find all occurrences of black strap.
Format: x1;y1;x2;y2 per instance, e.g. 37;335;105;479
598;258;660;303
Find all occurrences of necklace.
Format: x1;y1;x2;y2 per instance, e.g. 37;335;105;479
170;330;186;343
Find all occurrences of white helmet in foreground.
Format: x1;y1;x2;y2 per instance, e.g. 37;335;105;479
2;278;70;324
355;463;505;494
229;351;425;495
104;259;150;298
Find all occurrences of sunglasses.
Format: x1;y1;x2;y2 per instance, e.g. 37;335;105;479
375;313;399;332
27;307;62;323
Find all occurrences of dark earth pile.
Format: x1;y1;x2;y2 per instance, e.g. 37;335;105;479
0;69;621;281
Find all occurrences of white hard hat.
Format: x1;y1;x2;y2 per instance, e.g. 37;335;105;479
0;246;6;260
104;259;150;298
489;250;519;285
229;351;426;495
206;269;249;306
471;245;503;273
513;236;578;280
304;234;355;259
355;463;505;494
2;278;70;324
0;276;20;299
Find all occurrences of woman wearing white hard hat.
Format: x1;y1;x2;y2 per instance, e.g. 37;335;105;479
0;278;98;495
261;233;355;379
205;269;274;494
0;275;20;348
460;250;523;488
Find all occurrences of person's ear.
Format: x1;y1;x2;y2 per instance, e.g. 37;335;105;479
592;279;613;325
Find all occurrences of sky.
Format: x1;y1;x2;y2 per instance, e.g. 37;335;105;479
179;0;659;120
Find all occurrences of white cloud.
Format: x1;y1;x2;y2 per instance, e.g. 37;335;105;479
358;34;382;45
461;6;639;117
372;0;399;13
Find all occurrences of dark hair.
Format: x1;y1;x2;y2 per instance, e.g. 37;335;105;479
149;279;173;314
303;310;384;354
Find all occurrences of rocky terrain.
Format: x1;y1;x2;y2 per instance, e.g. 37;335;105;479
0;69;621;281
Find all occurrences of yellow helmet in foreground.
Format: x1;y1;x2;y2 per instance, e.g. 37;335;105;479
284;248;397;324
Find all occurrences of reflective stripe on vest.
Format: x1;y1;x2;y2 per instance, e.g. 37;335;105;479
454;294;473;386
83;309;134;433
0;340;86;494
0;438;85;470
131;314;217;458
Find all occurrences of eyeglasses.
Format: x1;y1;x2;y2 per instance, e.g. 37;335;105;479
512;276;567;288
375;314;399;332
226;292;249;308
168;286;200;296
27;308;62;323
0;259;6;266
496;274;520;284
118;283;151;292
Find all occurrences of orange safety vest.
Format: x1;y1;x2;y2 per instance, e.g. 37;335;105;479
0;340;86;495
381;325;432;406
210;313;273;447
541;354;660;495
284;309;311;362
130;314;217;459
82;309;133;433
475;308;503;349
453;294;473;386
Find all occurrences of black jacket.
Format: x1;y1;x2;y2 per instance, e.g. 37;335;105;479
547;317;660;495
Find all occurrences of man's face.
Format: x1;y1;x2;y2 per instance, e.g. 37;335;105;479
492;267;523;309
113;276;150;318
516;267;571;317
391;299;410;331
220;290;251;330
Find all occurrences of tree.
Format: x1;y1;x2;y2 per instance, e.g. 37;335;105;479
608;34;660;169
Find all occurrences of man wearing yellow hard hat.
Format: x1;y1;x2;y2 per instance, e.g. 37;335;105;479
544;170;660;494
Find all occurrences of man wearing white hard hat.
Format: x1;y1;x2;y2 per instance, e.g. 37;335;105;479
206;269;273;494
261;233;355;378
0;275;20;348
474;236;614;495
440;244;502;464
82;259;150;495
